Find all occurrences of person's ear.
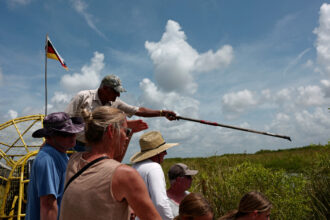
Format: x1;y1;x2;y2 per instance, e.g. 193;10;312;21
252;210;258;219
106;125;114;138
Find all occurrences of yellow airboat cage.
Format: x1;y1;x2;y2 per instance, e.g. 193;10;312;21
0;115;45;220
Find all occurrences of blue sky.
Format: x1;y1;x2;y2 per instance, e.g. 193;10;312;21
0;0;329;162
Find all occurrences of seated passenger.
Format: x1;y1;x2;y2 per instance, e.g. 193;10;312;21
218;191;272;220
174;193;213;220
130;131;179;220
26;112;84;220
60;106;161;220
167;163;198;217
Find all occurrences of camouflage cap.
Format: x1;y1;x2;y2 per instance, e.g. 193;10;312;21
101;74;127;93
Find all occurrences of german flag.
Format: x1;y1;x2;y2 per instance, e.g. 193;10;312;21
46;36;68;70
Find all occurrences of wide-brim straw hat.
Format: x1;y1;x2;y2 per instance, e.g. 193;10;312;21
130;131;179;163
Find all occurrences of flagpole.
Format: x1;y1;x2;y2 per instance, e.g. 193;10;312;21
45;34;48;115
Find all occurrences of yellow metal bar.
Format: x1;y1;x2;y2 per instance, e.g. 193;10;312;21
5;153;38;157
0;176;8;181
8;195;18;220
0;115;44;130
0;141;12;147
4;177;21;180
11;121;29;154
9;120;39;150
17;151;37;220
0;151;37;218
4;145;41;148
0;115;46;219
0;163;16;216
0;148;15;168
17;163;24;220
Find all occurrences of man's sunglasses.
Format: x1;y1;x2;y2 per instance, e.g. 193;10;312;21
53;131;76;137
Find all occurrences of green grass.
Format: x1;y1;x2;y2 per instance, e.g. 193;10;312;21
1;143;328;219
162;143;330;219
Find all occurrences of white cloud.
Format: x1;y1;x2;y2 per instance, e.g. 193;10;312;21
221;89;258;118
261;89;271;100
138;78;199;117
194;45;234;72
70;0;107;39
275;112;290;121
314;3;330;76
51;92;71;104
294;108;330;137
275;88;293;103
121;77;203;161
138;78;200;138
303;59;314;69
145;20;233;94
48;52;105;113
320;79;330;97
50;92;72;113
296;85;325;106
60;51;104;93
7;110;18;119
267;107;330;146
221;81;330;120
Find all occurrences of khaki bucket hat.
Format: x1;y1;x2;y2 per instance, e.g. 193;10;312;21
130;131;179;163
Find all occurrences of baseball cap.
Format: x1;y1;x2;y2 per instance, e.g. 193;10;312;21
101;74;127;93
168;163;198;180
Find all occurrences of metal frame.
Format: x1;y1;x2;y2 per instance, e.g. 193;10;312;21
0;115;44;219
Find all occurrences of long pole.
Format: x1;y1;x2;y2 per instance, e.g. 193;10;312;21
45;34;48;115
177;116;291;141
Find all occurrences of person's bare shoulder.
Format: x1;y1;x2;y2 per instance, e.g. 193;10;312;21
112;164;145;201
115;164;140;182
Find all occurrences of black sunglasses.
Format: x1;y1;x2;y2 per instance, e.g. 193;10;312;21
125;128;132;136
53;131;76;137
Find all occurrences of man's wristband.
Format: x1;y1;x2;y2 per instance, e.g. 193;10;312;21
160;110;163;116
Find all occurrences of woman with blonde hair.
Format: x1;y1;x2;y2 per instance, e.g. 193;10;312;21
174;193;214;220
219;191;272;220
60;106;161;220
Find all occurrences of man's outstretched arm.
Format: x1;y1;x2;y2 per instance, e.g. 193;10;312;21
135;107;177;121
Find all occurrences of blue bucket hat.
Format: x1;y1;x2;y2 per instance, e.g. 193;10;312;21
32;112;84;138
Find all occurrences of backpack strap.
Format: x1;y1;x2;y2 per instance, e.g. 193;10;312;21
64;156;109;193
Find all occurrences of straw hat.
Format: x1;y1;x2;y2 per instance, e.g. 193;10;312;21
130;131;179;163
